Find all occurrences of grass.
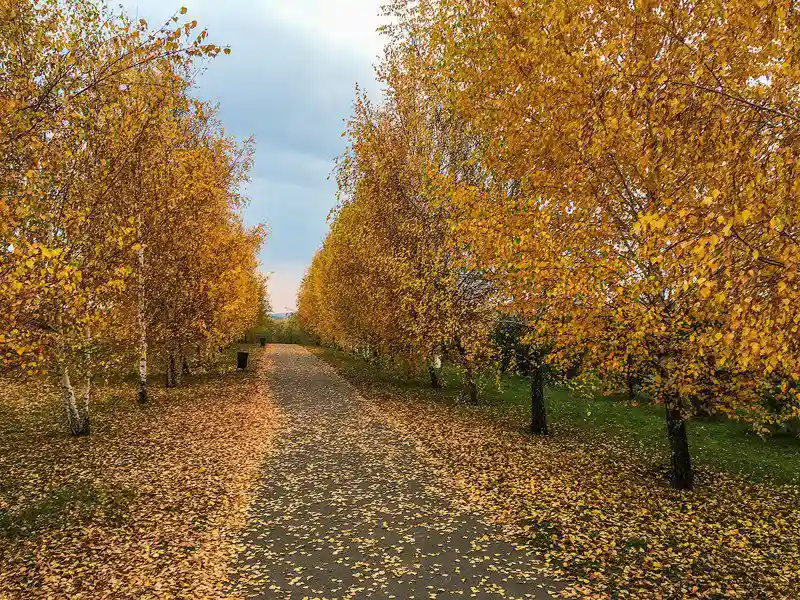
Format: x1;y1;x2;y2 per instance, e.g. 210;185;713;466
0;483;134;540
0;344;277;597
311;345;800;486
310;344;800;597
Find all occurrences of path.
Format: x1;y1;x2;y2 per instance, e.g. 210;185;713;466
231;344;556;599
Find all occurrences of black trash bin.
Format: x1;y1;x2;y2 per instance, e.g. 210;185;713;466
237;351;249;370
259;337;266;348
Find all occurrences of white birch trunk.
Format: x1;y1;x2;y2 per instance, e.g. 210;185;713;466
60;361;82;436
55;306;86;436
137;217;148;404
428;353;443;389
82;373;91;433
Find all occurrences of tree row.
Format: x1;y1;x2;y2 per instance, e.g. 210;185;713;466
298;0;800;489
1;1;266;435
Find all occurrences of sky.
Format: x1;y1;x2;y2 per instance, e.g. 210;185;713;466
121;0;385;313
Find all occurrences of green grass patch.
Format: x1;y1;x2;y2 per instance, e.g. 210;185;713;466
0;482;134;539
311;345;800;486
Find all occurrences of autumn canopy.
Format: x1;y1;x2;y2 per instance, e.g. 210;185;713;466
298;0;800;490
1;0;266;435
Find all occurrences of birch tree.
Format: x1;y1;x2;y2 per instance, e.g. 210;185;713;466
1;0;264;434
390;0;800;488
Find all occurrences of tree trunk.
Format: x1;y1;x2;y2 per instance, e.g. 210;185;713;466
136;220;148;404
174;348;184;386
454;340;477;403
55;308;88;436
626;374;637;400
428;364;442;388
82;376;91;434
60;363;88;437
530;362;548;435
137;340;148;402
464;363;478;403
666;406;694;490
500;347;512;374
79;372;91;436
428;354;442;388
165;349;177;388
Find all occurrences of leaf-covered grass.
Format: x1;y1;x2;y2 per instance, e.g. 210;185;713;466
0;482;134;540
0;347;279;598
312;345;800;598
313;346;800;486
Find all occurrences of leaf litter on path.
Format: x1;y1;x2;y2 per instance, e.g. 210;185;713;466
320;353;800;599
229;345;560;599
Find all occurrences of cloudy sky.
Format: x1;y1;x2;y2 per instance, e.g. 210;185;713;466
122;0;385;312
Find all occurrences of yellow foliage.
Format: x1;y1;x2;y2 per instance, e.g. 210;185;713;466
0;1;266;414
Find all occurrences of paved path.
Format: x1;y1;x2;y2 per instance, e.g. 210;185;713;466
232;345;555;599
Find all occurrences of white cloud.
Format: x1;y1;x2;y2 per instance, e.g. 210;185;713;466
267;0;384;58
123;0;384;59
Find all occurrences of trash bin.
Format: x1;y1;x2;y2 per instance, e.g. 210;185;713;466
259;337;266;348
237;351;249;370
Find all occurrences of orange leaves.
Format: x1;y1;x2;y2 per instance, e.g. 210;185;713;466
133;102;263;360
0;0;264;434
0;351;278;597
361;0;800;432
299;57;498;374
359;376;800;599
